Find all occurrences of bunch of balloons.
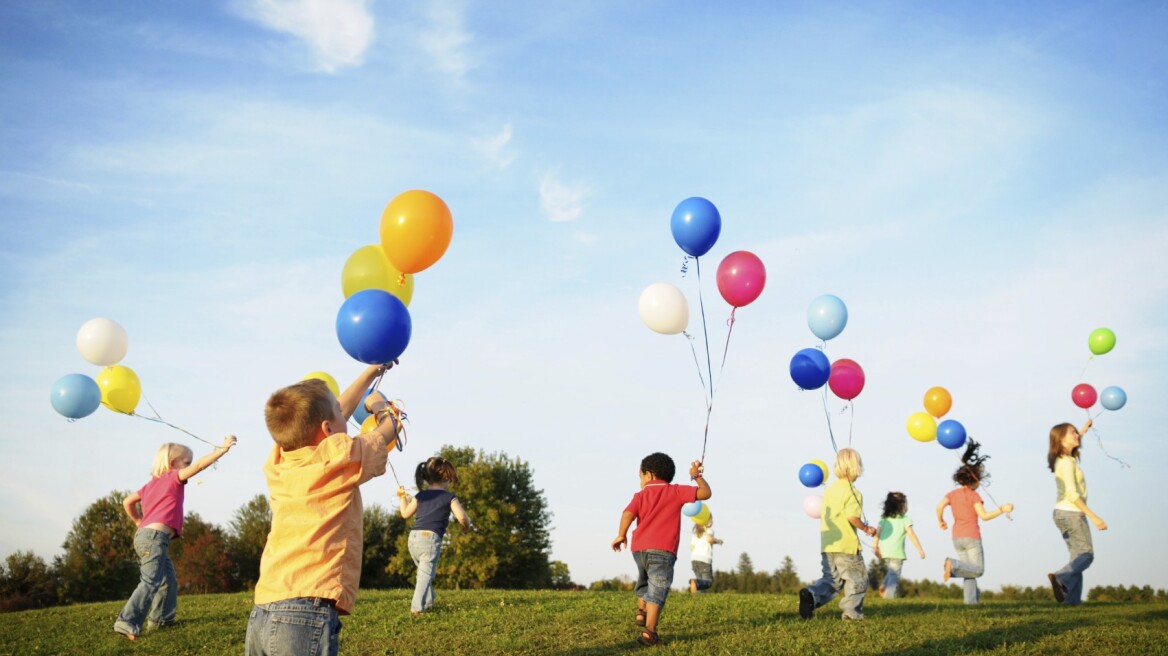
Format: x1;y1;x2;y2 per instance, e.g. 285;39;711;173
906;386;966;450
788;295;865;401
798;459;829;519
51;318;141;419
682;500;713;526
1072;327;1126;413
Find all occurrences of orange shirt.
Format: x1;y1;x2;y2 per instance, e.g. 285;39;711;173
253;432;387;614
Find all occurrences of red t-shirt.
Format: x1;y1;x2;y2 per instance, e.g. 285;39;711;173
624;480;698;555
946;487;982;540
139;470;187;536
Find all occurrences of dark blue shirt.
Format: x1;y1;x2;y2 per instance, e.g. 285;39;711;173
412;489;456;537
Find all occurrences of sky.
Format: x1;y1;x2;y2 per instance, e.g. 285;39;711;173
2;0;1167;595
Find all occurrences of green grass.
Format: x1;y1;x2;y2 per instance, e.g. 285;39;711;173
2;590;1166;655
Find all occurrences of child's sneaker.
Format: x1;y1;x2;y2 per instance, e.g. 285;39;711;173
798;588;815;619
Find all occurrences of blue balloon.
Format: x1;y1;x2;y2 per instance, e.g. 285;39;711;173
50;373;102;419
1100;386;1127;411
351;388;385;425
336;290;412;365
790;348;831;390
798;463;825;488
681;501;703;517
670;197;721;257
937;419;967;450
807;294;848;341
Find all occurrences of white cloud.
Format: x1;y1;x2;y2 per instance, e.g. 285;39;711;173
235;0;375;72
539;171;590;223
417;1;474;82
473;123;515;168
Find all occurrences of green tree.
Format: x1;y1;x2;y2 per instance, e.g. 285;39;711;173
772;556;801;594
549;561;573;589
0;550;58;612
362;503;409;589
54;490;138;603
225;494;270;590
867;557;887;590
171;513;233;594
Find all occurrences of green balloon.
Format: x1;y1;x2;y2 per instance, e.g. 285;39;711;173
1088;327;1116;355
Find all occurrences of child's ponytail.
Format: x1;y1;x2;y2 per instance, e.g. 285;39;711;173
415;461;429;490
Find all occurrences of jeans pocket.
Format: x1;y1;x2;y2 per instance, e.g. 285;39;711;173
268;613;327;656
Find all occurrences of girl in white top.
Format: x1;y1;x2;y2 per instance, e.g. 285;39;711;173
688;523;722;593
1047;418;1107;605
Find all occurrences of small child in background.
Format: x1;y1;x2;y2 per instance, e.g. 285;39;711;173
689;522;723;593
397;455;471;617
113;435;237;640
799;448;878;621
874;492;925;599
613;453;711;647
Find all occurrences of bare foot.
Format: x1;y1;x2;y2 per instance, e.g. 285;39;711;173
943;558;952;582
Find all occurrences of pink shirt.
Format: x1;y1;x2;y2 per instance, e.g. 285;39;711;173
623;480;698;555
946;487;983;540
139;470;187;536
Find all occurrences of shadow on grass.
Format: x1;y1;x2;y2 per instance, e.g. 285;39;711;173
873;617;1086;656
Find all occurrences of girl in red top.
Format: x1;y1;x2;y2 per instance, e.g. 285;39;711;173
113;436;236;640
935;440;1014;605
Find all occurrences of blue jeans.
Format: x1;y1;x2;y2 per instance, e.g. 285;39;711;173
245;598;341;656
408;530;442;613
1053;510;1094;605
691;560;713;592
114;527;177;635
882;558;904;598
633;549;676;608
805;552;867;619
949;537;984;604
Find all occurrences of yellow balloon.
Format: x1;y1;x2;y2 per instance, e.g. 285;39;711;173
302;371;340;398
341;244;414;306
691;504;712;525
96;365;141;415
811;459;829;482
907;411;938;442
379;190;453;275
360;415;378;434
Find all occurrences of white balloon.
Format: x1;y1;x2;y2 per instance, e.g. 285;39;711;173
76;317;129;366
803;494;823;519
638;283;689;335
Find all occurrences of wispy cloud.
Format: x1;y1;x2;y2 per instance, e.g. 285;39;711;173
539;171;590;223
473;123;515;168
416;1;474;82
234;0;375;72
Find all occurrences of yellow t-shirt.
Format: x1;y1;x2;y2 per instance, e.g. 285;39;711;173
820;477;863;554
1054;455;1087;512
253;432;388;614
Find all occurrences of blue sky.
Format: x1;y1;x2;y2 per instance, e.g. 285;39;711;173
2;0;1167;594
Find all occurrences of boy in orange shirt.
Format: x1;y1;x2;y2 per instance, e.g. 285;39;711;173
245;363;402;656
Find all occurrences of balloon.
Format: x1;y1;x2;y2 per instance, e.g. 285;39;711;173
807;295;848;341
96;365;141;415
341;244;414;306
1088;328;1116;356
799;462;825;488
336;290;412;364
810;459;829;483
670;197;721;257
379;189;453;274
691;504;712;525
681;501;703;517
1072;383;1097;409
906;412;937;442
923;386;952;418
789;348;831;390
302;371;340;398
715;251;766;308
803;494;822;519
1100;386;1127;411
936;419;967;450
50;374;102;419
76;318;128;366
352;389;387;425
360;415;378;434
828;358;865;401
638;283;689;335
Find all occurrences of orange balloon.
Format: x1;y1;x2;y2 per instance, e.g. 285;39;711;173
379;190;453;274
923;386;952;418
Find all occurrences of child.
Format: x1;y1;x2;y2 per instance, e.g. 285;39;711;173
245;364;402;656
113;435;237;640
612;453;711;646
799;448;878;621
397;455;471;616
874;492;925;599
1047;418;1106;605
688;522;723;593
936;439;1014;605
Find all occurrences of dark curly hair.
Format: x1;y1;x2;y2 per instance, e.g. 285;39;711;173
953;439;989;487
882;491;907;518
640;452;676;483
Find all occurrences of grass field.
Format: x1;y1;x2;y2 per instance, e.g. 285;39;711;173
2;589;1166;656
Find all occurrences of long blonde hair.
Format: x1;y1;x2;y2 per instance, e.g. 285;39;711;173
151;443;193;477
834;448;863;481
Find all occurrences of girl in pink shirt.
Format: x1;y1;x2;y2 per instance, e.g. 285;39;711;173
113;436;236;640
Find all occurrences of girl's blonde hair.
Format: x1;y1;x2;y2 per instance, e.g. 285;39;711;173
693;524;707;537
834;448;863;481
151;443;193;477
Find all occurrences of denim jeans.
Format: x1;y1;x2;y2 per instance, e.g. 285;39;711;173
1053;510;1094;605
949;537;984;604
114;527;177;636
633;549;676;608
691;560;713;592
882;558;904;598
805;552;868;619
408;530;442;613
245;598;341;656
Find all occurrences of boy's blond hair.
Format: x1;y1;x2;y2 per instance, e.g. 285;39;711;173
265;379;337;450
151;443;193;477
833;448;863;481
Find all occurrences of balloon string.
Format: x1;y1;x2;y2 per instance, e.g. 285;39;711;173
1076;355;1094;381
819;387;871;539
1088;425;1132;469
694;257;715;402
848;402;855;447
980;486;1013;521
134;396;218;448
718;308;737;378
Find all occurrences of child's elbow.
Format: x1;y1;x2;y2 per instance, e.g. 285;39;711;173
696;488;712;501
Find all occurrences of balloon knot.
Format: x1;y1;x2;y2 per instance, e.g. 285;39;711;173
397;272;406;286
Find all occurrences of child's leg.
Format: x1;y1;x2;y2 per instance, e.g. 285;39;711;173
836;553;868;620
882;558;904;598
693;561;713;592
407;530;440;613
633;550;676;635
951;538;985;605
804;553;839;608
148;547;179;627
1052;510;1094;605
114;528;170;637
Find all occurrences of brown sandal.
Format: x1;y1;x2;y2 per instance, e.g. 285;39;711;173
637;628;663;647
635;608;646;627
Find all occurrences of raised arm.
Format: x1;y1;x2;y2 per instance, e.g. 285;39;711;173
339;361;397;419
178;435;237;482
690;461;712;500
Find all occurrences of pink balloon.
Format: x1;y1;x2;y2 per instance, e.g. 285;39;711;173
1072;383;1097;409
803;494;822;519
716;251;766;308
828;358;865;400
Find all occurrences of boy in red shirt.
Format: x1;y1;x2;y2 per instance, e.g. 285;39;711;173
612;453;711;646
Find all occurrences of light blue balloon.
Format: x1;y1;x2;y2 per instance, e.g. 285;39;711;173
1100;386;1127;411
807;294;848;341
681;501;703;517
50;374;102;419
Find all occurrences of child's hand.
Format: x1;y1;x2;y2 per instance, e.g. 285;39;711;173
689;460;703;480
396;486;407;498
938;520;948;531
863;525;878;537
1084;418;1093;430
918;550;926;559
220;435;237;450
611;536;627;552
